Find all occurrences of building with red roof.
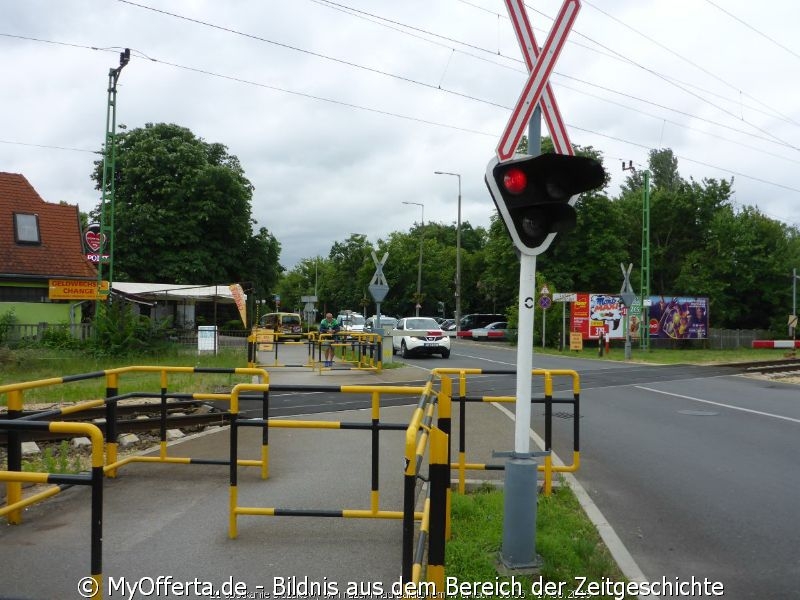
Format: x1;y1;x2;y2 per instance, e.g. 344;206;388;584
0;172;97;327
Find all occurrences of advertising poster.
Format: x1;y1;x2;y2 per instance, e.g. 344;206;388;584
648;296;709;339
570;294;709;340
570;293;624;339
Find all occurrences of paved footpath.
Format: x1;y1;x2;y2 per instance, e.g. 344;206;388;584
0;350;518;600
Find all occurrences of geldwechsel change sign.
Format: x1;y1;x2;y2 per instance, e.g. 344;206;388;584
48;279;109;300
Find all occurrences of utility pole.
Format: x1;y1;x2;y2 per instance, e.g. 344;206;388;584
97;48;130;304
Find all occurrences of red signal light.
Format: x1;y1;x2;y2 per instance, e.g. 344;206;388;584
503;167;527;194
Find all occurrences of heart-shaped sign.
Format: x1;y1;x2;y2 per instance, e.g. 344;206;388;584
85;230;106;252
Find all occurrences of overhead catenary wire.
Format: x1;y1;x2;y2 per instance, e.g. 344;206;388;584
2;3;799;199
109;0;800;154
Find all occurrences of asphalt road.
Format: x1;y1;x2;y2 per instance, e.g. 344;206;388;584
395;340;800;599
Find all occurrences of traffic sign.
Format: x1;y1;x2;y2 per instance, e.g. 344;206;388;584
553;292;577;302
539;296;552;310
504;0;574;156
369;251;390;302
540;284;550;296
496;0;580;161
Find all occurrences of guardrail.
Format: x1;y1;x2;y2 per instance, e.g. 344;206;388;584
1;366;270;523
430;368;581;497
2;363;580;595
0;419;104;596
227;381;434;583
247;329;384;372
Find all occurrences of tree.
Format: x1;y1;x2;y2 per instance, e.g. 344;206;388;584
91;122;282;297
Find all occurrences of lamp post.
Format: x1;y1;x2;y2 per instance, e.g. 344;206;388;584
434;171;462;333
402;201;425;316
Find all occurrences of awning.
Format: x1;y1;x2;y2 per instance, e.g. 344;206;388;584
111;282;242;303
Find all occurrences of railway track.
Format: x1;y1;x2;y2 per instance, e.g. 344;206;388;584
725;357;800;377
0;400;230;444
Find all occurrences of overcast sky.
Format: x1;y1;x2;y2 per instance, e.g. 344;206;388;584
2;0;799;271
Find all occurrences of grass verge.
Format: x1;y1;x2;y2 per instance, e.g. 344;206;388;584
447;483;635;599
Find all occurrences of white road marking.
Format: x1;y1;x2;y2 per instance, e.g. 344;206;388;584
635;386;800;424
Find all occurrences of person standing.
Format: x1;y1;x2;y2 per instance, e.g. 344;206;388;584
319;312;341;367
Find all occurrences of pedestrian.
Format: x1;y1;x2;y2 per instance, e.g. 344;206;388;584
319;312;341;367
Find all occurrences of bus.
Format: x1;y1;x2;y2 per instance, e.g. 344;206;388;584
457;313;506;338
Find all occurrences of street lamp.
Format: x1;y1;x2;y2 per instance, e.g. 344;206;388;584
435;170;462;333
402;201;425;316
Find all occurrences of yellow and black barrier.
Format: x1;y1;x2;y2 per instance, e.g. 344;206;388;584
247;329;384;372
1;365;271;521
312;331;383;372
228;380;438;584
430;368;581;496
0;419;104;597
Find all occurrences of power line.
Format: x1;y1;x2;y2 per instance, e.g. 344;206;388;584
704;0;800;62
2;30;798;198
583;0;799;127
111;0;800;155
523;3;800;150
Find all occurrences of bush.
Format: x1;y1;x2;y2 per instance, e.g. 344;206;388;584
88;300;172;357
39;325;82;350
223;319;244;330
0;308;17;345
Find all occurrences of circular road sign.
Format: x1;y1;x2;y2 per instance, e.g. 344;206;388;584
539;296;552;310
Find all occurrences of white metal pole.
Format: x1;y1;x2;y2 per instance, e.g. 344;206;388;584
514;253;535;453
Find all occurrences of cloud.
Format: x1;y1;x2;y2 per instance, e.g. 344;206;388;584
2;0;799;271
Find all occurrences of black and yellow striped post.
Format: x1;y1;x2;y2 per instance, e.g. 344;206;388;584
4;388;22;524
436;375;453;540
542;371;554;496
104;371;120;477
370;390;381;513
427;426;448;590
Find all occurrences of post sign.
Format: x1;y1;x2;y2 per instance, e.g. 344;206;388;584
49;279;109;300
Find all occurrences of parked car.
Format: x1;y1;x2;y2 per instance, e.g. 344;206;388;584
337;311;365;333
440;319;456;331
457;313;506;338
258;312;303;339
392;317;450;359
471;321;509;341
364;315;398;332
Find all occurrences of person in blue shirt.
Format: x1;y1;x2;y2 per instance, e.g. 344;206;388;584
319;312;341;366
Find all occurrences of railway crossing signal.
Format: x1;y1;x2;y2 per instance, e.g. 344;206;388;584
485;153;605;255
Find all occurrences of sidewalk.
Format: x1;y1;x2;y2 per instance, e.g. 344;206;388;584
0;347;515;599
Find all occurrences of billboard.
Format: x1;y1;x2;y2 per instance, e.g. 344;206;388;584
571;294;709;340
648;296;709;340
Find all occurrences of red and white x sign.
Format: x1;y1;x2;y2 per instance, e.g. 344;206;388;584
496;0;580;161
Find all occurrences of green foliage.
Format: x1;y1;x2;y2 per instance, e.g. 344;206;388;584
278;139;800;332
0;308;17;345
22;441;83;475
90;122;282;298
88;300;172;357
39;325;82;350
447;485;632;598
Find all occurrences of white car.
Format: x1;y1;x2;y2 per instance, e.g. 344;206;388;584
337;312;365;333
391;317;450;359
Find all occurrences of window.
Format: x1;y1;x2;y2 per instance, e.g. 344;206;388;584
14;213;40;244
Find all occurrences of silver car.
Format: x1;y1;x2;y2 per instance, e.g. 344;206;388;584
391;317;451;359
